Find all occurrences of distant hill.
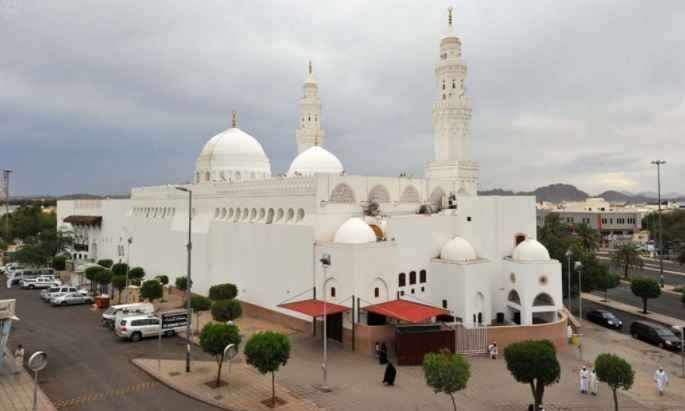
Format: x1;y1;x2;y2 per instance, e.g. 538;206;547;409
596;190;635;203
480;184;684;204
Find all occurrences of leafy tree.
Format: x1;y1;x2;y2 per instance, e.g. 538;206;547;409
504;340;560;409
594;353;634;411
175;276;188;292
199;323;241;388
128;266;145;282
94;269;112;295
642;210;685;258
97;259;113;268
155;275;169;286
12;244;50;267
422;350;470;411
630;277;661;314
111;275;127;303
111;262;128;277
244;331;291;407
593;269;620;301
190;295;212;334
140;279;163;303
85;266;106;294
610;243;644;279
52;255;67;271
209;283;238;300
211;299;242;322
574;222;601;253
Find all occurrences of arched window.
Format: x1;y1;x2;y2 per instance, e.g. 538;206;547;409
400;185;420;203
533;293;555;306
452;79;456;89
409;271;416;285
442;81;446;90
515;233;526;246
330;287;336;298
330;183;356;204
368;184;390;203
398;273;406;287
419;270;427;283
508;289;521;305
374;287;379;298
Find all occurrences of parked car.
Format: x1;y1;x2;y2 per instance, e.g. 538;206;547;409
630;321;682;351
102;303;154;329
41;286;88;301
672;325;684;340
7;269;42;287
1;263;21;275
115;314;182;342
20;276;62;289
51;292;94;306
586;309;623;329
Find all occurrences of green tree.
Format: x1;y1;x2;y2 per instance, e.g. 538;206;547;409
422;350;470;411
504;340;560;409
111;262;128;277
85;266;106;295
140;279;163;303
97;259;113;268
12;244;50;267
128;266;145;284
208;283;238;300
190;295;212;334
244;331;291;407
94;269;112;295
574;222;601;253
52;255;67;271
175;276;188;292
111;275;127;303
593;269;621;302
594;353;634;411
610;243;644;279
211;299;242;322
199;323;241;388
630;277;661;314
155;275;169;286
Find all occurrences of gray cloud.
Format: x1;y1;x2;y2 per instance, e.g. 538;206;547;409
1;0;683;196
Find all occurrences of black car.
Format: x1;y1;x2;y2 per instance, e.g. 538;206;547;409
630;321;682;351
586;309;623;329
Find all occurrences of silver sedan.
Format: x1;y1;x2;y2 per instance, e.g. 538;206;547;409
51;292;95;306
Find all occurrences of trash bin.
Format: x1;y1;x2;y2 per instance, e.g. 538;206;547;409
95;295;111;309
569;334;581;346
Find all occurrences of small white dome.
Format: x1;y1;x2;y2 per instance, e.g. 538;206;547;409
288;146;343;177
440;237;477;262
512;239;550;261
195;127;271;183
334;218;377;244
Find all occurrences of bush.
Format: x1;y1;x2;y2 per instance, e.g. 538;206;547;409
175;276;188;291
191;295;212;312
128;266;145;281
422;350;470;411
97;259;113;268
209;283;238;301
85;266;106;294
52;255;66;271
200;323;241;387
595;353;634;411
211;299;242;322
504;340;560;409
155;275;169;286
244;331;291;406
140;279;163;302
111;262;128;277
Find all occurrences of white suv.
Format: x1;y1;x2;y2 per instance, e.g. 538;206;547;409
41;286;87;301
21;276;62;289
115;314;182;342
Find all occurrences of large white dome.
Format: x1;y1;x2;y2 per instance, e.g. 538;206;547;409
195;126;271;183
512;239;550;261
440;237;477;262
334;218;377;244
287;146;343;177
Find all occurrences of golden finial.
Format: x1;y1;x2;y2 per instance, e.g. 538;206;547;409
308;60;312;75
448;6;453;26
231;111;237;128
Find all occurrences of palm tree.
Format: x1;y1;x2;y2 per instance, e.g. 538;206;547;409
574;223;601;253
610;243;644;279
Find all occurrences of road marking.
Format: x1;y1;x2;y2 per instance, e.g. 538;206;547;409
596;256;685;276
54;381;159;409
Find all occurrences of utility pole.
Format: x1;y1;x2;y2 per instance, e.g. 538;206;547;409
565;249;572;310
2;170;12;243
175;186;193;373
651;160;666;288
319;253;331;391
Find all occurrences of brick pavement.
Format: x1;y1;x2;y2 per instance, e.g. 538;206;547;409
0;349;57;411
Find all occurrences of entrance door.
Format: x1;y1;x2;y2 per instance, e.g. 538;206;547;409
326;313;343;343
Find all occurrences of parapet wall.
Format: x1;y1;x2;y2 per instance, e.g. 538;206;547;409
487;313;568;352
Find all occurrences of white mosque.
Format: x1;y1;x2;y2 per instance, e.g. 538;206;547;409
58;9;563;349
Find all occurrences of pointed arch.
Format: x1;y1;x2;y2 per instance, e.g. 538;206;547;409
533;293;555;307
330;183;356;203
400;185;420;203
368;184;390;203
507;289;521;305
430;187;446;209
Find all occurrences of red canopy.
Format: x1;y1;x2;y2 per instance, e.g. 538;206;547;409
364;299;449;324
279;299;350;317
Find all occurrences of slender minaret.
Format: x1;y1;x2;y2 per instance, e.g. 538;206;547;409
295;61;325;153
426;7;479;195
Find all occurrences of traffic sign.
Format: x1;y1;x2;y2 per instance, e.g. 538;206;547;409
160;310;190;330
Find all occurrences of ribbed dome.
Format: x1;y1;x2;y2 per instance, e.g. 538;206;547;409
440;237;477;262
287;146;343;177
195;127;271;183
512;239;550;261
334;218;377;244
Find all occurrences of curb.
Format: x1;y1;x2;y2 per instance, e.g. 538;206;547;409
130;358;232;411
619;279;681;297
582;294;682;328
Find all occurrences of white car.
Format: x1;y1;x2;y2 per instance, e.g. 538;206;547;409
102;303;154;329
41;286;87;301
115;313;184;342
51;292;94;306
21;276;62;289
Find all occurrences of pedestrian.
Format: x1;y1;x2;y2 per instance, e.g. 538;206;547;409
579;366;589;394
374;341;380;360
488;342;498;359
379;342;388;365
382;361;397;386
654;367;669;396
13;344;24;374
589;368;599;396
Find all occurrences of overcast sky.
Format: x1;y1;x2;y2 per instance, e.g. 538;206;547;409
1;0;683;197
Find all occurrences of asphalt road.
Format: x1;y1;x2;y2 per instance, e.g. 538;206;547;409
591;284;685;321
0;283;219;411
597;254;685;286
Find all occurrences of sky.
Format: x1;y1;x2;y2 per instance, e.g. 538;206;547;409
1;0;684;197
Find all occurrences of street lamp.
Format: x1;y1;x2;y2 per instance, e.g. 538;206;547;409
175;186;193;373
651;160;666;288
319;253;331;391
565;249;573;310
125;237;132;302
575;261;583;323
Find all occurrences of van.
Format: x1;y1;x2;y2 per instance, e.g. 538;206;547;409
7;269;39;287
115;313;184;342
102;303;154;329
630;321;682;351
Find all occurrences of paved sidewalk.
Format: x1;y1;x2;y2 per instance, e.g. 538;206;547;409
0;349;56;411
583;293;684;327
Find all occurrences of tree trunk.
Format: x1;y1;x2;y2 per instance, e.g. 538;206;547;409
604;289;609;302
272;372;276;407
216;354;224;387
449;393;457;411
624;263;629;279
529;382;537;407
536;381;545;408
642;298;648;314
612;388;619;411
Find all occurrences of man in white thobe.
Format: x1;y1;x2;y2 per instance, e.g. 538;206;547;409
589;369;599;396
655;368;669;396
579;366;590;394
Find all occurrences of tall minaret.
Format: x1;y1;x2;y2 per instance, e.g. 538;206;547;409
295;61;325;153
426;7;479;195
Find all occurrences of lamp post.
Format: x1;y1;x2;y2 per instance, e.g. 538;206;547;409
564;249;572;310
319;253;331;391
575;261;583;323
125;237;132;302
175;186;193;373
651;160;666;288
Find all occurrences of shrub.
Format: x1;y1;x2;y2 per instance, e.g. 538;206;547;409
504;340;560;409
190;295;213;334
94;269;112;295
422;350;470;411
111;262;128;277
209;283;238;301
52;255;66;271
200;323;241;387
85;266;106;294
97;259;113;268
244;331;290;406
155;275;169;286
211;299;242;322
140;279;163;302
595;353;634;411
128;266;145;281
175;276;188;291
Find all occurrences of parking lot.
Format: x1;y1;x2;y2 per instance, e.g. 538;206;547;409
1;282;218;411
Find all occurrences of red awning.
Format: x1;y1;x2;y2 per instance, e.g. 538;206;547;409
364;299;449;324
279;299;350;317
